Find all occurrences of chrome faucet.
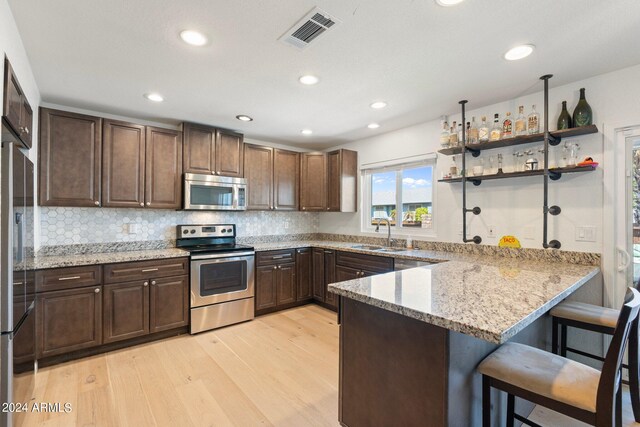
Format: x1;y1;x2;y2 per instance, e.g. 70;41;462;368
375;218;392;247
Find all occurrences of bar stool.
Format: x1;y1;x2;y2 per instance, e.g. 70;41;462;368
478;287;640;427
550;296;640;422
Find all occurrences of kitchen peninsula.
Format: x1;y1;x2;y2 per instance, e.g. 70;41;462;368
329;258;600;426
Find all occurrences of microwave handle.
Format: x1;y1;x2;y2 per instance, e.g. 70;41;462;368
233;187;239;209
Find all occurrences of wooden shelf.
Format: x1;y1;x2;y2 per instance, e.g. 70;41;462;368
437;124;598;156
438;165;597;184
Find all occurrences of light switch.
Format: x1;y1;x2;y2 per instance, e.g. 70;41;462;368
127;223;140;234
575;226;596;242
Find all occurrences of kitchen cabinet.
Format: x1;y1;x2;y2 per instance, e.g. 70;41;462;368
102;119;146;208
255;265;278;312
103;281;149;344
149;275;189;333
183;123;243;177
324;250;338;309
39;108;102;207
336;251;394;275
255;250;298;315
300;152;327;211
296;248;312;301
276;263;296;305
37;285;103;358
311;248;338;311
312;248;325;301
244;144;299;211
327;149;358;212
3;56;33;148
335;265;362;282
145;126;182;209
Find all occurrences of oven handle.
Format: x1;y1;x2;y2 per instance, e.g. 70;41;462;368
191;251;255;260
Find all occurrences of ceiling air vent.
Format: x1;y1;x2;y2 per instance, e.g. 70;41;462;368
279;8;341;50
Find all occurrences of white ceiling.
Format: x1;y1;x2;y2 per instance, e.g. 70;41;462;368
8;0;640;149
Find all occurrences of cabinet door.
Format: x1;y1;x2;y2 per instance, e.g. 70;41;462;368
145;127;182;209
324;250;338;308
296;248;312;301
149;276;189;333
312;248;325;301
327;150;341;211
274;149;299;211
102;119;145;208
327;149;358;212
183;123;215;174
244;144;273;210
39;108;102;207
276;263;296;306
19;97;33;148
37;286;102;358
256;265;278;313
3;57;23;135
103;281;149;344
216;130;244;177
335;265;361;282
300;152;327;211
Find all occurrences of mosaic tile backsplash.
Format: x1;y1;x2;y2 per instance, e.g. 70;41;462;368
39;207;320;246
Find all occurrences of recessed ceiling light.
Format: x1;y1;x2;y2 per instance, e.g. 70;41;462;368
236;115;253;122
299;75;319;85
180;30;208;46
144;93;164;102
504;44;535;61
367;123;380;129
370;101;387;109
435;0;465;6
301;129;313;135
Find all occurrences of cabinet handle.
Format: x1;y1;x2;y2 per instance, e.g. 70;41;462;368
144;281;149;287
151;280;157;285
274;206;278;210
211;171;216;175
327;208;330;211
94;201;99;206
217;171;221;175
302;207;306;210
13;281;23;286
277;265;281;269
94;288;100;293
142;268;159;272
146;202;151;206
324;250;333;254
273;266;277;270
139;202;144;207
58;276;81;281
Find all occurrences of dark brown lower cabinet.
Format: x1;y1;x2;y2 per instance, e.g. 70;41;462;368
296;248;312;301
324;250;338;309
150;275;189;333
255;262;297;315
103;281;149;344
276;263;296;305
335;265;361;282
37;286;102;358
256;265;278;313
312;248;325;301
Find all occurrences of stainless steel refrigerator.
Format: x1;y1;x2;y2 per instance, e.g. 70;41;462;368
1;137;36;426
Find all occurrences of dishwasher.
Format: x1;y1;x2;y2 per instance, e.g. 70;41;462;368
394;258;433;270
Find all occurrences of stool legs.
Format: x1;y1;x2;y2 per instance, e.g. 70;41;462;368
630;318;640;422
483;375;491;427
552;317;559;354
506;394;515;427
560;323;568;357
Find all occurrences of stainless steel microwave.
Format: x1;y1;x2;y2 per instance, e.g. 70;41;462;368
183;173;247;211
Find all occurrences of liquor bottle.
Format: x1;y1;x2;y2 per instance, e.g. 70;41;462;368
572;88;593;127
440;120;450;148
457;123;463;144
515;106;527;136
468;117;479;144
557;101;572;130
489;114;502;141
502;112;513;138
527;105;540;134
478;116;489;142
449;121;458;146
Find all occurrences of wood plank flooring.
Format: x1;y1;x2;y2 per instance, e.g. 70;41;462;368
11;304;640;426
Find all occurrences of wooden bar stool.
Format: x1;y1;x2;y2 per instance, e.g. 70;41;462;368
550;298;640;422
478;287;640;427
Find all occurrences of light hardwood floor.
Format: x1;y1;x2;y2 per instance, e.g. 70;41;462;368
12;304;640;426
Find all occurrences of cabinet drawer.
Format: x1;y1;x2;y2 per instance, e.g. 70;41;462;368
103;258;188;284
36;265;102;292
336;251;394;274
257;249;295;266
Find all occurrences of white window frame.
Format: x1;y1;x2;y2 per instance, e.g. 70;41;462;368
360;155;437;237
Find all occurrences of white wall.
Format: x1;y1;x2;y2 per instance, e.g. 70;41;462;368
320;64;640;254
0;0;41;245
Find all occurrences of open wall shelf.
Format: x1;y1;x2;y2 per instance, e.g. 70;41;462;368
437;124;598;156
438;165;597;185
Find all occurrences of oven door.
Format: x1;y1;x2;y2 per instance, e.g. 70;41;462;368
190;252;255;307
184;176;246;211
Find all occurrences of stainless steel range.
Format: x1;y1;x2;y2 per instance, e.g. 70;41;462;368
176;224;254;334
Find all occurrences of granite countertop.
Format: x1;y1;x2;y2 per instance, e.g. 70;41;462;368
329;260;600;344
28;248;189;270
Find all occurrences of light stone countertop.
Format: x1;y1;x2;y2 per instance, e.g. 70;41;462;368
29;248;189;270
328;260;600;344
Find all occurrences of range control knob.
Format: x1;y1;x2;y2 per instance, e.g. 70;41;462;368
182;230;188;235
190;229;196;234
227;228;233;233
221;229;227;233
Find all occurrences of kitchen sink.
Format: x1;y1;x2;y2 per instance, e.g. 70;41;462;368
351;244;383;250
375;247;406;253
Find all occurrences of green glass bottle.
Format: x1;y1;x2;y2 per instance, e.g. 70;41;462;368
557;101;572;130
572;88;592;127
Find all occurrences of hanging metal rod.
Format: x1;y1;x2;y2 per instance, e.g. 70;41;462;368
460;100;482;245
540;74;561;249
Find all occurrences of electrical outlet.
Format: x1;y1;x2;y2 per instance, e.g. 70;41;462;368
575;226;596;242
127;223;140;234
487;225;496;238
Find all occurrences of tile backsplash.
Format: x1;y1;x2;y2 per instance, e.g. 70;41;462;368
39;207;319;246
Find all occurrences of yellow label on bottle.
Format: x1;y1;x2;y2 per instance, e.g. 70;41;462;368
498;235;521;248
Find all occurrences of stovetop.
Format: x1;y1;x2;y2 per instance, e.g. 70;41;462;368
180;243;254;255
175;224;253;255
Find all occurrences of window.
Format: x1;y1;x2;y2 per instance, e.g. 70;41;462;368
362;159;435;234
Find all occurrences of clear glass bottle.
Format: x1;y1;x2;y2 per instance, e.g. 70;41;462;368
468;117;479;144
528;104;540;134
502;112;513;138
478;116;490;142
449;121;458;146
440;120;450;148
457;123;463;144
489;114;502;141
515;105;527;136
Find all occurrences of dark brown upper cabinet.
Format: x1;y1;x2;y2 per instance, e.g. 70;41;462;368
3;56;33;149
327;149;358;212
145;127;182;209
244;144;299;211
39;108;102;207
300;152;327;211
183;123;244;178
102;120;146;208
